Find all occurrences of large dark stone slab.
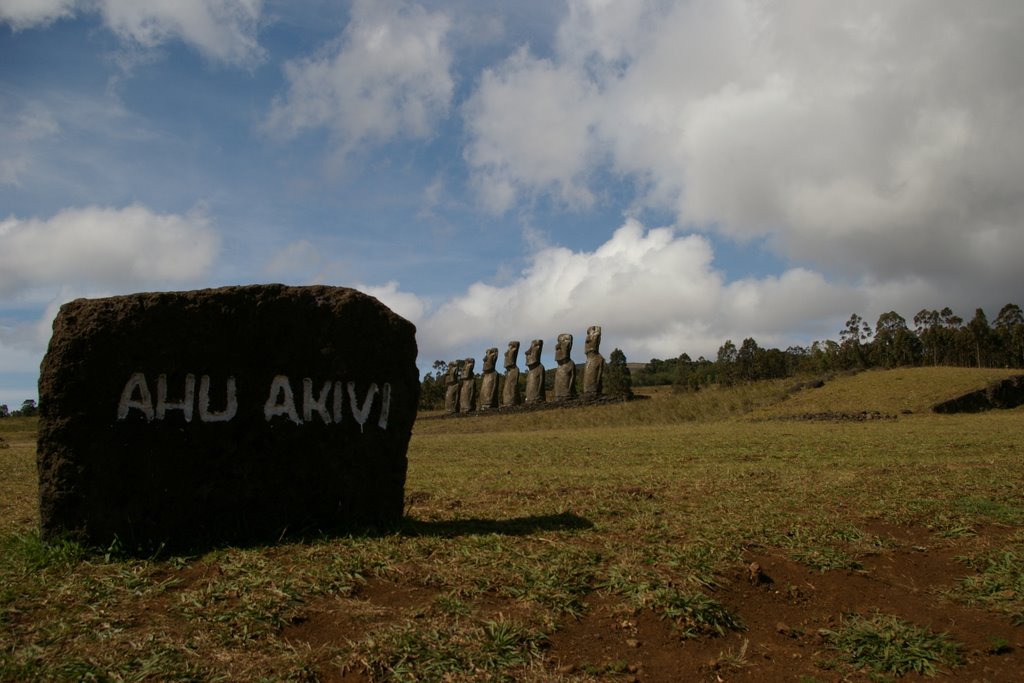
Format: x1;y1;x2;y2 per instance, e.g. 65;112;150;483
37;285;418;549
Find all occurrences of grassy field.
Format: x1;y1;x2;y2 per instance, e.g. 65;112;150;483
2;367;1022;681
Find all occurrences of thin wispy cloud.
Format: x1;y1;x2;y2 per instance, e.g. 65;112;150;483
1;0;264;65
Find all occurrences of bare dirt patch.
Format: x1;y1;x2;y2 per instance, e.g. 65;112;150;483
268;523;1022;681
540;528;1023;681
721;550;1021;681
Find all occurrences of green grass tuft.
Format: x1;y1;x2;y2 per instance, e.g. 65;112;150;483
353;615;546;682
0;532;89;572
952;548;1024;623
501;546;600;617
603;563;743;639
791;546;863;573
823;612;962;677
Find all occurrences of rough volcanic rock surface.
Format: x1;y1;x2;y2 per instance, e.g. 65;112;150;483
37;285;418;550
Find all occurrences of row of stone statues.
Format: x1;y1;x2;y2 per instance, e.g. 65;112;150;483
444;325;606;414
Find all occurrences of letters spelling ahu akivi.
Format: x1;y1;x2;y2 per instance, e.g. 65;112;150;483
116;373;392;432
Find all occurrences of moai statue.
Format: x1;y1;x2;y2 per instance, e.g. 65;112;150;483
478;347;499;410
553;333;577;401
524;339;545;404
501;340;521;407
583;325;605;399
443;360;461;414
459;357;477;413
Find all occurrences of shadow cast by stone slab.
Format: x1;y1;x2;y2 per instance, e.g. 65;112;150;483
400;512;594;538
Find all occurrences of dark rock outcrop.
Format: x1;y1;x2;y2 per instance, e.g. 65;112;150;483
37;285;418;550
932;374;1024;414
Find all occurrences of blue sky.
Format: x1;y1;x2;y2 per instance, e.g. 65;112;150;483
2;0;1023;408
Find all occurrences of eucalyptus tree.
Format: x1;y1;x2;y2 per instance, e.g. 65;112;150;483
736;337;761;381
914;309;946;366
964;308;994;368
873;311;921;368
940;307;967;365
839;314;872;369
716;339;739;385
993;303;1024;368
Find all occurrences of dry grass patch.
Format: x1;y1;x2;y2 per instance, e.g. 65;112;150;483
3;370;1024;681
0;417;39;534
753;366;1022;417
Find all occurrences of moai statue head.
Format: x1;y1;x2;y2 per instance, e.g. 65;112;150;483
525;339;543;368
555;333;573;364
461;357;476;379
585;326;602;356
483;347;498;373
504;341;520;370
444;361;461;385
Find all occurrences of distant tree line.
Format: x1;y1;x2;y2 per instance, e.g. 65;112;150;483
632;303;1024;391
0;399;37;418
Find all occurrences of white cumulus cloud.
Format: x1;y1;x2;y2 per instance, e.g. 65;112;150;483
265;0;454;161
463;47;598;212
417;218;861;365
462;0;1024;304
0;204;220;297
